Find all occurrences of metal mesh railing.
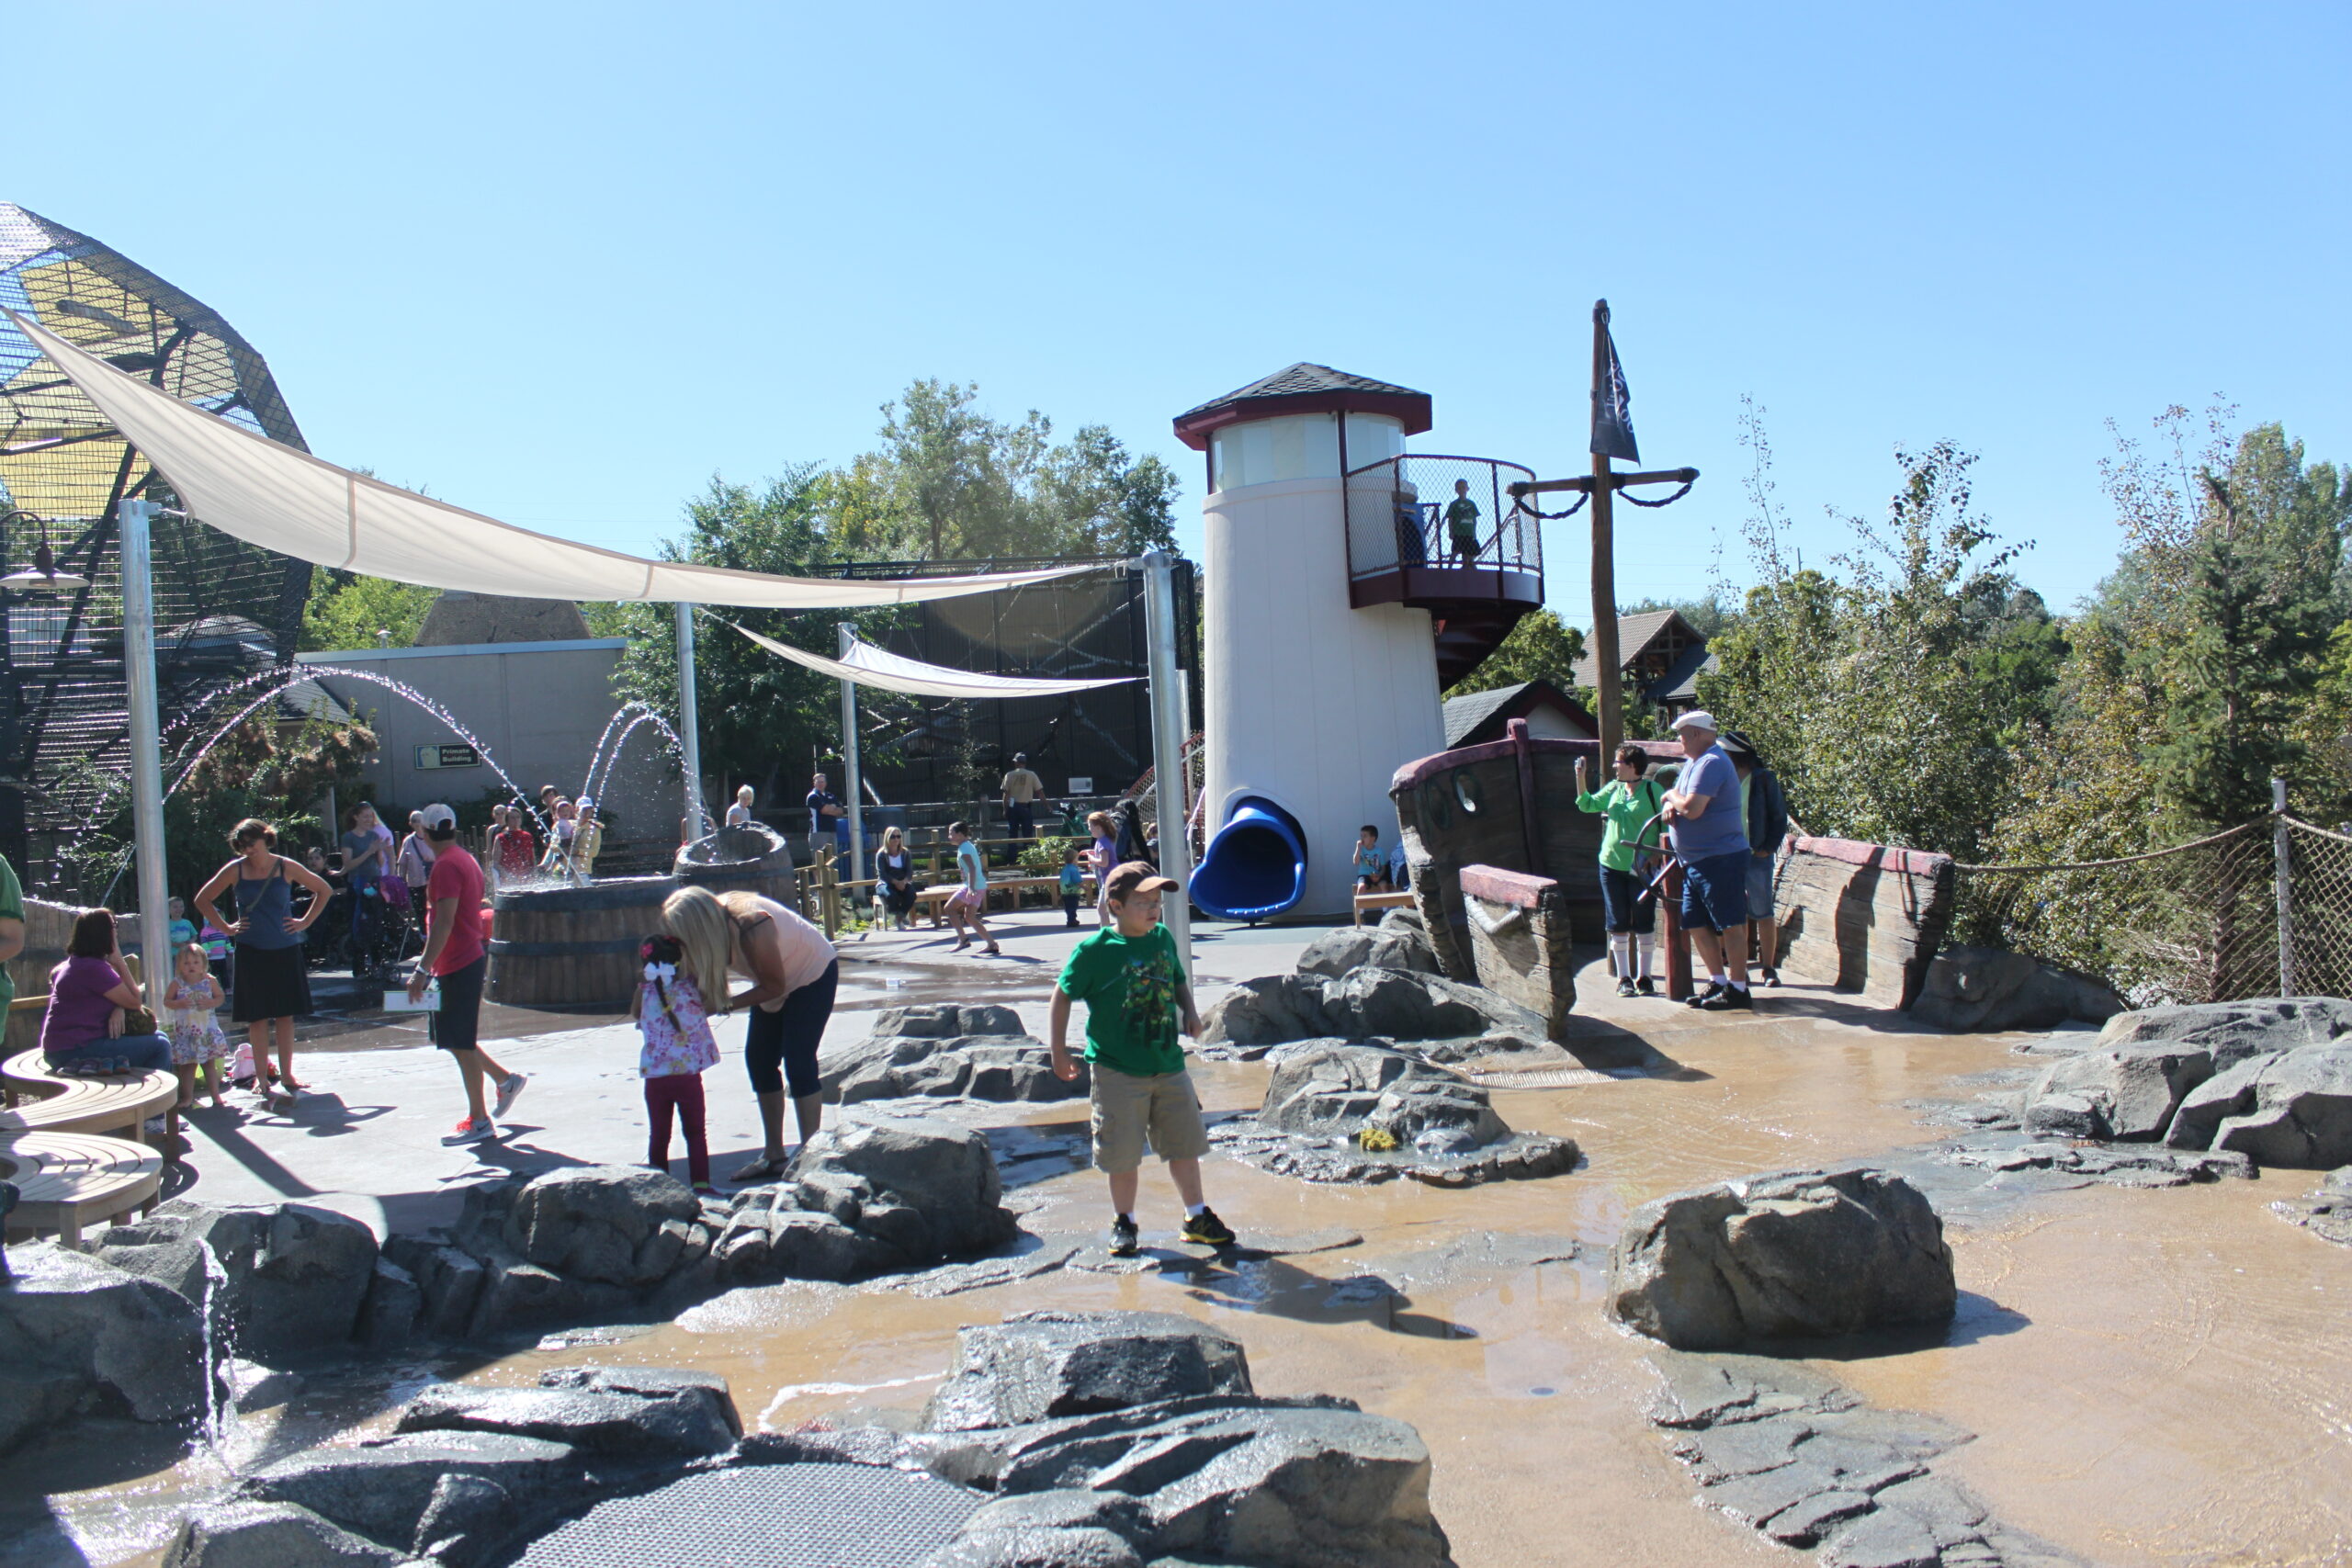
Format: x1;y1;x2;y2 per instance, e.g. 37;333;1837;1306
1951;814;2352;1007
1342;455;1540;581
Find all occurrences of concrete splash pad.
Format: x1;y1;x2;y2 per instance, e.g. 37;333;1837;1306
7;914;2349;1568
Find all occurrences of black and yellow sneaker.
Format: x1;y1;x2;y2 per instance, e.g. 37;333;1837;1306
1108;1214;1140;1257
1181;1207;1237;1247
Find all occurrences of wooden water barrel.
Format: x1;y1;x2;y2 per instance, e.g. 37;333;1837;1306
489;875;678;1010
675;824;800;908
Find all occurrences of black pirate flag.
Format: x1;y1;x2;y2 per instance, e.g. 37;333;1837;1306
1590;317;1640;463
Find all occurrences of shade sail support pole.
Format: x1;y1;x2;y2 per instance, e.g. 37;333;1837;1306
120;498;171;987
676;602;707;840
1141;550;1192;984
839;622;865;909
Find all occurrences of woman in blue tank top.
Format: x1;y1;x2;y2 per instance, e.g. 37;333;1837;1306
194;818;333;1099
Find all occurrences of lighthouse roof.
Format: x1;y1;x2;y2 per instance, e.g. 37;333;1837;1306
1172;363;1432;450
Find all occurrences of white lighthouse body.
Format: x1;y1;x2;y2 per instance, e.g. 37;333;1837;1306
1175;367;1445;920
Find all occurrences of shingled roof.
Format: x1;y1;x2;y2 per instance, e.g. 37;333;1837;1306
1172;364;1433;449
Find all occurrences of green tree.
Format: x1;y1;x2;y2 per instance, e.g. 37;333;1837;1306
1700;403;2030;860
1620;594;1731;638
300;570;438;652
1444;608;1584;698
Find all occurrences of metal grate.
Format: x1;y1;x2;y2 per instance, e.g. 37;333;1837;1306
512;1463;985;1568
1465;1066;1617;1090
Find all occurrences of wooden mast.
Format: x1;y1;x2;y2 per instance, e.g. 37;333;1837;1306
1589;299;1623;759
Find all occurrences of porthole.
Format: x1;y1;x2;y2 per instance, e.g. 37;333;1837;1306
1453;769;1485;816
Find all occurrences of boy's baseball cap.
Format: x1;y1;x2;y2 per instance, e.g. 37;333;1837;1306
1105;862;1179;902
418;803;458;834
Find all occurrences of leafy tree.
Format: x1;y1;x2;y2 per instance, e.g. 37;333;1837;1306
1444;607;1584;698
1620;594;1731;638
1699;403;2030;860
300;570;438;652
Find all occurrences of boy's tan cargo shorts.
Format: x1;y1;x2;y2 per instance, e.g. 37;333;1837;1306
1090;1064;1210;1172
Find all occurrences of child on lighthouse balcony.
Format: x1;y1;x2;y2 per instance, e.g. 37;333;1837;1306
1049;861;1236;1258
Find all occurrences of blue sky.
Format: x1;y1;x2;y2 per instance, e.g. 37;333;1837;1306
12;2;2346;625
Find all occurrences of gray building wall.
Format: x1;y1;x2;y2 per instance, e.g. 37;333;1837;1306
296;639;673;840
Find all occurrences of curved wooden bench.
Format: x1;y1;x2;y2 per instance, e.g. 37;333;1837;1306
2;1047;179;1151
0;1129;164;1247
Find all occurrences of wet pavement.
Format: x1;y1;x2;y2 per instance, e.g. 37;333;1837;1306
13;908;2351;1567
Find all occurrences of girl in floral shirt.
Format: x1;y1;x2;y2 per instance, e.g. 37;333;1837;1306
630;932;719;1193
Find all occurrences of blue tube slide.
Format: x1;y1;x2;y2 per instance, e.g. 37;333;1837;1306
1189;795;1308;922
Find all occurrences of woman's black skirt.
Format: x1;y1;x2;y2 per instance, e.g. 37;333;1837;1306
232;942;312;1022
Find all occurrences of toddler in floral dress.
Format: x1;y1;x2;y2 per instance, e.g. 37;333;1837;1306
164;942;231;1110
630;933;719;1193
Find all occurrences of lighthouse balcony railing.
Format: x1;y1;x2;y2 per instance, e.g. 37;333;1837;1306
1342;454;1543;601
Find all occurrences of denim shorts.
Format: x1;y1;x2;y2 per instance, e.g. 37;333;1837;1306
1680;851;1752;932
1599;865;1656;934
1746;854;1776;919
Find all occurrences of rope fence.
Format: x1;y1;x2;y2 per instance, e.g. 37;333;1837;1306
1949;810;2352;1008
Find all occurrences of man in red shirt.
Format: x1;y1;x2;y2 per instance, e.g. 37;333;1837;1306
407;804;525;1144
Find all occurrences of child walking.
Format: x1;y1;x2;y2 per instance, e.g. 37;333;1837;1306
164;942;232;1111
1058;842;1086;927
1049;861;1236;1257
631;933;718;1194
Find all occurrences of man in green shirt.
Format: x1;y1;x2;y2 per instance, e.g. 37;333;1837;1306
1050;862;1235;1256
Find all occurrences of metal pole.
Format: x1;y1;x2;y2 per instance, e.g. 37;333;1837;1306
675;602;706;840
1589;300;1623;758
119;498;171;988
838;622;865;914
1141;550;1193;982
2273;776;2296;998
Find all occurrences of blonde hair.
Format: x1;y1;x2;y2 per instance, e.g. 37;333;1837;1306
661;886;736;1014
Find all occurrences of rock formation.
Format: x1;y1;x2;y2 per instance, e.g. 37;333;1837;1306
820;1002;1088;1104
1608;1168;1957;1350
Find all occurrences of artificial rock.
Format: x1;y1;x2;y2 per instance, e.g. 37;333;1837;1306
0;1241;207;1446
161;1500;407;1568
823;1002;1087;1104
395;1366;741;1459
925;1309;1253;1430
93;1199;379;1363
1609;1168;1956;1349
2165;1042;2352;1168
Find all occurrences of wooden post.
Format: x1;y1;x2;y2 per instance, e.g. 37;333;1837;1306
1589;300;1622;760
819;843;841;938
1661;862;1693;1001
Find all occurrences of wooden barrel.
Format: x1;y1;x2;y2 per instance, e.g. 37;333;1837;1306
489;875;679;1010
675;825;800;908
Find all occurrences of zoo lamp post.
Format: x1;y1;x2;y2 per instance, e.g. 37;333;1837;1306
119;498;173;988
1141;549;1192;982
838;622;865;904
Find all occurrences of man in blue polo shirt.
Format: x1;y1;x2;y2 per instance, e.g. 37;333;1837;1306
1661;710;1756;1011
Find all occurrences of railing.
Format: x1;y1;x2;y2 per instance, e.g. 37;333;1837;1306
1342;455;1542;585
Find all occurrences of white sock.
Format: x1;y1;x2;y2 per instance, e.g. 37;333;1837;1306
1608;933;1632;977
1708;971;1728;987
1186;1203;1207;1217
1636;934;1656;980
1730;979;1750;992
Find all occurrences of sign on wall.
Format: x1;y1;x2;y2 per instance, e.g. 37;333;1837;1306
1067;777;1093;795
414;743;482;771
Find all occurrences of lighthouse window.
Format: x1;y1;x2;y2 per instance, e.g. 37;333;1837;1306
1210;413;1340;491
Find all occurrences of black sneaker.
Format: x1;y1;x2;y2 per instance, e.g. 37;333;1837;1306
1699;986;1755;1011
1109;1214;1139;1257
1686;982;1724;1009
1616;978;1638;998
1763;967;1782;987
1635;978;1658;998
1181;1207;1237;1247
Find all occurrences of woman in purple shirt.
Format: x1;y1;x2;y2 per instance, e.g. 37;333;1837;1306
40;908;173;1072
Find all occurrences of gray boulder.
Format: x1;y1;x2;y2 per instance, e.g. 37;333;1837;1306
1296;925;1442;980
163;1500;406;1568
1609;1168;1956;1349
501;1166;701;1287
1910;945;2120;1032
242;1430;579;1551
1199;974;1336;1048
823;1007;1086;1105
93;1199;379;1362
1261;1044;1507;1156
2098;997;2352;1068
794;1118;1018;1267
2165;1042;2352;1168
356;1258;419;1351
1318;966;1544;1043
0;1241;207;1442
2018;1043;2214;1141
925;1310;1252;1430
381;1234;485;1339
396;1366;740;1458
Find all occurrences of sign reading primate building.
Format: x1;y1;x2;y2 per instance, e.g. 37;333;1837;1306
413;743;481;771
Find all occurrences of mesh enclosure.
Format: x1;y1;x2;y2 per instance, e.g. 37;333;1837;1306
1341;454;1541;581
830;555;1196;805
0;203;311;879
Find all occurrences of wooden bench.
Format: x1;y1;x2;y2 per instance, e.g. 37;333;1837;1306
1353;890;1414;925
0;1129;164;1247
3;1046;180;1151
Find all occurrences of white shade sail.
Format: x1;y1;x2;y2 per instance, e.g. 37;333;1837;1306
5;308;1096;608
724;616;1136;699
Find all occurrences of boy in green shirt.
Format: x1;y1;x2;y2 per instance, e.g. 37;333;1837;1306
1050;861;1236;1256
